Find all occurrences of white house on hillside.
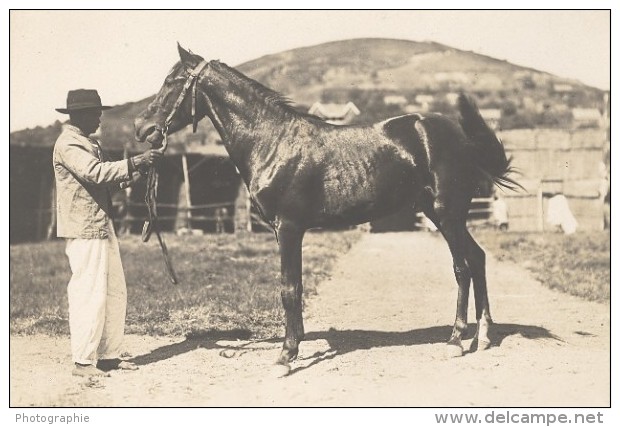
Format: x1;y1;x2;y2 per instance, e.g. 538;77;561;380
383;95;408;106
414;94;434;110
553;83;574;93
308;102;361;125
480;108;502;130
445;92;460;105
572;108;602;128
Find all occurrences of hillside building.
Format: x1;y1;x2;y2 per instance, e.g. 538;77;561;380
572;108;602;129
414;94;434;110
479;108;502;130
383;95;408;106
308;102;361;125
445;92;460;106
404;104;425;114
553;83;574;93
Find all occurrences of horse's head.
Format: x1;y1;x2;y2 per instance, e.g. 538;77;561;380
134;44;207;147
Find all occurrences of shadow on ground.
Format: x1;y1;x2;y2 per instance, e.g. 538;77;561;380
288;323;560;374
128;323;558;374
128;328;252;366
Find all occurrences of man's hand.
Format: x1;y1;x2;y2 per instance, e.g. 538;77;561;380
131;148;164;171
120;171;145;189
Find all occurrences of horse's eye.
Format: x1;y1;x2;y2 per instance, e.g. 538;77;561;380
148;103;161;113
164;64;178;79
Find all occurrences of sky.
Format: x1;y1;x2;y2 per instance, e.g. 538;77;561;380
8;9;611;132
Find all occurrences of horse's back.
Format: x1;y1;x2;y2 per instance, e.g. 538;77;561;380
288;117;425;226
377;112;467;154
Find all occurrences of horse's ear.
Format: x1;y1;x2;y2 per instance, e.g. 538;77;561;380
177;43;193;65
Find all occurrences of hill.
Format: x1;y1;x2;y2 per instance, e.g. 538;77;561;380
239;38;529;105
10;38;605;151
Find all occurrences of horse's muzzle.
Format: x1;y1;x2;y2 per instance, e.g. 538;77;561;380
134;123;164;147
146;129;164;147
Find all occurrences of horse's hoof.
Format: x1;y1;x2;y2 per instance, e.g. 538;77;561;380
446;343;464;358
477;339;492;351
270;363;291;378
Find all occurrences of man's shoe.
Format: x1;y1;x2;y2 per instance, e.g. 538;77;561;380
72;363;110;377
97;358;139;372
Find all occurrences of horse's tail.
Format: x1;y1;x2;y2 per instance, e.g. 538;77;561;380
458;93;522;191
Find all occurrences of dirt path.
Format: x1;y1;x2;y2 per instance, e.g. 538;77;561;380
10;232;610;407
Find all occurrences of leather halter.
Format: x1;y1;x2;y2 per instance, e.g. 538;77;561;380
157;59;209;149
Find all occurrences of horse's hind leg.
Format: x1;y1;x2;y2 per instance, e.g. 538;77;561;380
424;207;471;357
275;222;305;371
464;232;493;351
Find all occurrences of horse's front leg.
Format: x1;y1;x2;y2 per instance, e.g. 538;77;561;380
275;223;305;371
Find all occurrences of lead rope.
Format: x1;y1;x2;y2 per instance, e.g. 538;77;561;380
140;60;208;285
142;127;178;284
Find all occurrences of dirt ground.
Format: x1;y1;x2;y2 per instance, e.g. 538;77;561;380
9;232;610;407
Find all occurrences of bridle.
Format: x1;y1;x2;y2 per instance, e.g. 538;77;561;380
142;59;209;285
155;59;210;151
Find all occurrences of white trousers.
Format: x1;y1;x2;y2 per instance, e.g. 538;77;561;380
65;220;127;365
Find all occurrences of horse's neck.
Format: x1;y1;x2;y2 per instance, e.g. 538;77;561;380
198;68;300;173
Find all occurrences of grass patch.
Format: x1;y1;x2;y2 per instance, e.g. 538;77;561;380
10;230;361;338
473;230;610;302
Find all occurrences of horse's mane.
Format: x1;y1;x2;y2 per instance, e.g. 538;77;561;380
211;60;321;121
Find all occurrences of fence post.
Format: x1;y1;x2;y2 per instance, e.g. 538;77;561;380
246;190;253;232
36;173;47;240
181;153;193;230
233;182;252;233
537;181;544;231
46;181;56;240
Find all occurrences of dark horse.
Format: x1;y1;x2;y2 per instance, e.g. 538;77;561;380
135;45;517;373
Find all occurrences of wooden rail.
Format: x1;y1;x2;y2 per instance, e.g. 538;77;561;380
415;197;495;231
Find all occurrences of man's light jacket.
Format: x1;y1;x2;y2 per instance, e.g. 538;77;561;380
53;124;132;239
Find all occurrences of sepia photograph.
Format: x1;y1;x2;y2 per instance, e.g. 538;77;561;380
7;6;613;417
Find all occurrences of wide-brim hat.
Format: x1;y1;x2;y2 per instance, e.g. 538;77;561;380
55;89;112;114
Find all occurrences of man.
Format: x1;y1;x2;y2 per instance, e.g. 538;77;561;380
53;89;161;377
491;193;509;231
215;207;228;233
547;193;578;235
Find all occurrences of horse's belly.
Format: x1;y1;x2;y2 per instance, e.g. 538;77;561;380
317;154;418;225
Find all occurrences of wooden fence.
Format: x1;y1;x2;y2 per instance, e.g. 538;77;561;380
415;197;494;231
115;199;272;233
